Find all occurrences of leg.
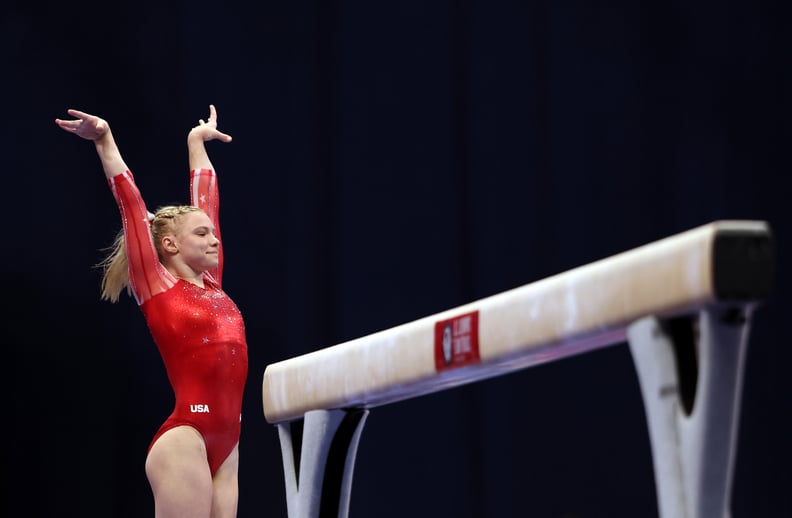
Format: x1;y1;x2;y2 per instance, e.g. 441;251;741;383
145;426;213;518
210;443;240;518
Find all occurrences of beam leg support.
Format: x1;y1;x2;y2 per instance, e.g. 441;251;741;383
277;408;369;518
628;307;753;518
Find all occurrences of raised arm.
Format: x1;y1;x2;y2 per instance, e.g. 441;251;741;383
56;109;174;305
55;109;128;179
188;105;232;285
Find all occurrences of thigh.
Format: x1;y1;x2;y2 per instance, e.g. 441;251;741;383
211;443;240;518
146;426;213;518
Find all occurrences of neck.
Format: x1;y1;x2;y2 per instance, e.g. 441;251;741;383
177;275;205;288
168;268;205;289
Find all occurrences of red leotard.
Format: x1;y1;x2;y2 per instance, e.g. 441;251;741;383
108;168;248;477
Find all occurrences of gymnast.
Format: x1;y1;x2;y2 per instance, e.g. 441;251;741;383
55;105;248;518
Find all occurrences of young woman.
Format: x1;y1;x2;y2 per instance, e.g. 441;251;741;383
55;105;248;518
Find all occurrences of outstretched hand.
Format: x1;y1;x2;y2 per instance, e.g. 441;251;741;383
54;109;109;140
189;104;232;143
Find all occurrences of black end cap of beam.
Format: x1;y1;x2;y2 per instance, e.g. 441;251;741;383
713;226;775;301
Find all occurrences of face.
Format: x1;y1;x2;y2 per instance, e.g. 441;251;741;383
170;211;220;272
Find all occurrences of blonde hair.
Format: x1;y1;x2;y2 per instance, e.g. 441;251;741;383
97;205;204;303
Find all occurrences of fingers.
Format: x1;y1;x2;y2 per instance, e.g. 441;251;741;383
66;108;93;120
54;118;75;131
55;109;107;139
54;117;83;131
58;109;95;128
198;104;219;128
206;105;229;141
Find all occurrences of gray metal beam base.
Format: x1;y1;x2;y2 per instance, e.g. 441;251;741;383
628;307;753;518
277;408;369;518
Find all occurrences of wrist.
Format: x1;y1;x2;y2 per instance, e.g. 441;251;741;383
93;128;113;152
187;130;207;145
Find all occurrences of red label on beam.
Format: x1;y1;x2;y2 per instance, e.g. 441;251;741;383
434;311;480;372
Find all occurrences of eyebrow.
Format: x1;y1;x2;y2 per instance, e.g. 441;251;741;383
192;225;217;233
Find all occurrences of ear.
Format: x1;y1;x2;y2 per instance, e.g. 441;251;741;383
161;235;178;254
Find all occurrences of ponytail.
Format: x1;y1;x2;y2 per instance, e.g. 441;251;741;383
96;229;130;303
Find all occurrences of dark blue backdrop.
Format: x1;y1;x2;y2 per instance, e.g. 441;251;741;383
4;1;789;516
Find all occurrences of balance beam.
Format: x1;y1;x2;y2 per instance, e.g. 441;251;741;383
261;220;773;518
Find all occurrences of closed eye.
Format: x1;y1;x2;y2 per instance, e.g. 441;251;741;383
193;226;217;236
